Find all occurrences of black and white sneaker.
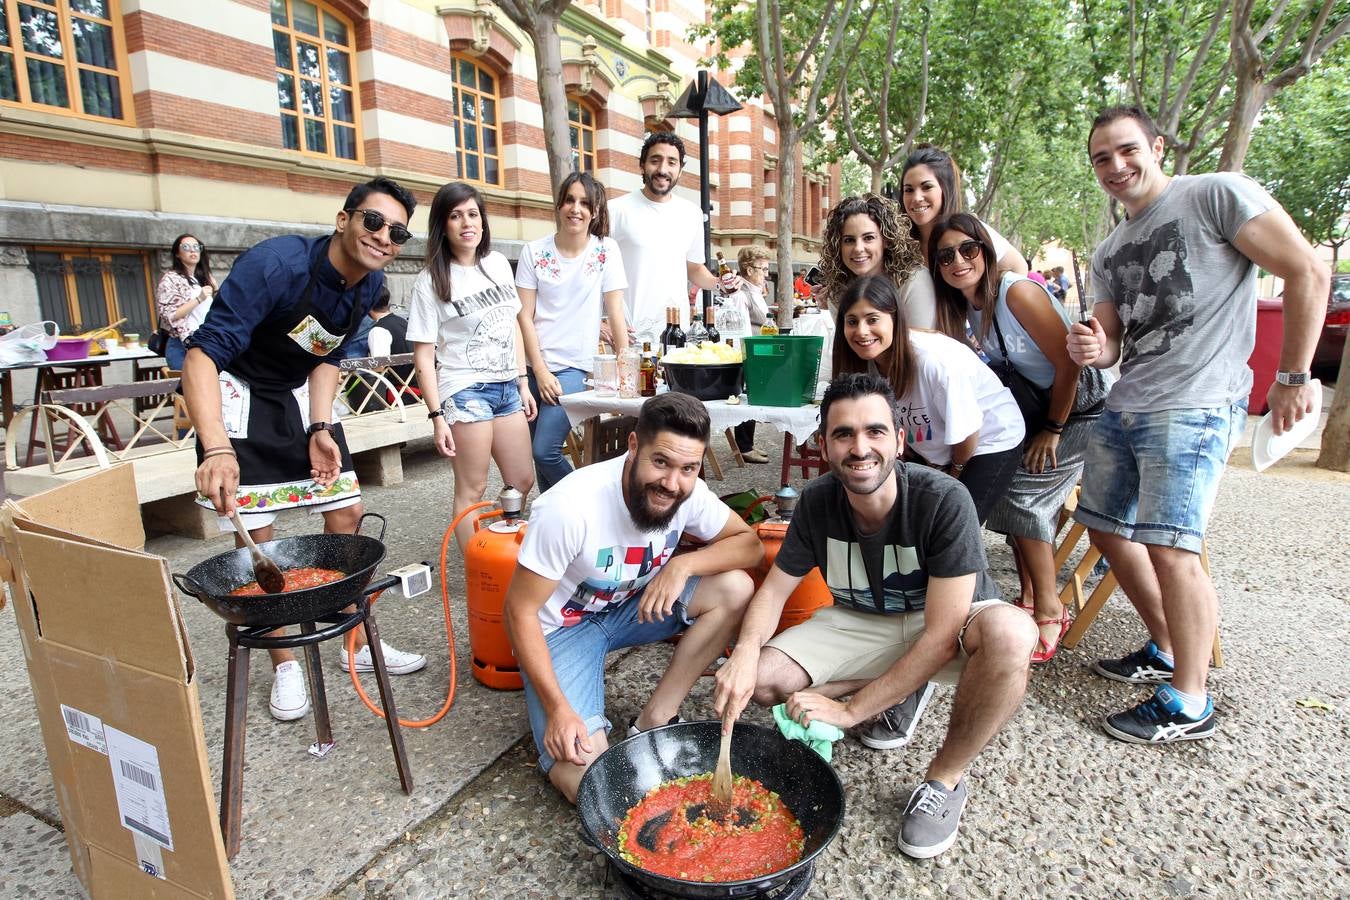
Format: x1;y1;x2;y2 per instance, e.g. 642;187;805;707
1093;641;1174;684
626;714;685;737
860;683;935;750
1102;685;1217;744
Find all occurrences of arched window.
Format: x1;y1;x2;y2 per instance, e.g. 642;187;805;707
451;54;501;186
0;0;132;122
568;96;596;173
272;0;361;161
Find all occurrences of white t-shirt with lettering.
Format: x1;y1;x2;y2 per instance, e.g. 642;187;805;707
519;453;732;636
609;191;705;338
406;251;520;399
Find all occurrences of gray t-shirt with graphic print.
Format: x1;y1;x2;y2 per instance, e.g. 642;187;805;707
1090;173;1274;413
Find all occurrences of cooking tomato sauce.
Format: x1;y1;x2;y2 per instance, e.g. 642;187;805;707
228;566;346;596
617;773;804;882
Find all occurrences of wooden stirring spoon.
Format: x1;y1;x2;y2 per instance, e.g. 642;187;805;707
230;512;286;594
709;712;735;817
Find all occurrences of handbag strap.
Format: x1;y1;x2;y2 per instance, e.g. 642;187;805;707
987;300;1014;370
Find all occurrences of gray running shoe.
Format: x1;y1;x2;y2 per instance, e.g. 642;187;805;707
860;682;935;750
898;779;968;858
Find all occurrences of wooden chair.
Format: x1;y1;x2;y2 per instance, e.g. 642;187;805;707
161;368;193;438
779;432;827;485
1055;487;1223;667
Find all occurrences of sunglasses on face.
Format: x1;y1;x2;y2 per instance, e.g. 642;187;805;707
347;208;412;245
179;242;202;253
936;240;983;268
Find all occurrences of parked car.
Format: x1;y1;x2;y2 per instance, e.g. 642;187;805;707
1313;273;1350;381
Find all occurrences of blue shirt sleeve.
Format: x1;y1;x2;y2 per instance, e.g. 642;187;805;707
187;243;292;372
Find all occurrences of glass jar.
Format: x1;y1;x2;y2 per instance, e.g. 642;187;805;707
593;353;617;396
617;346;641;398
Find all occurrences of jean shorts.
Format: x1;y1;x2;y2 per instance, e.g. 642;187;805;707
1074;401;1247;554
521;575;702;773
443;379;523;424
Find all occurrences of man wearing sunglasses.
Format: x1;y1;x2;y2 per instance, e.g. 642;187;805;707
182;176;429;722
1068;106;1326;745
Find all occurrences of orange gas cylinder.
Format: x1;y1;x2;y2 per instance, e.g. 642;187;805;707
749;486;833;634
465;487;526;689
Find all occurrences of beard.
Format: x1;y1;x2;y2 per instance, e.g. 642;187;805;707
828;450;895;497
642;170;675;196
624;461;689;531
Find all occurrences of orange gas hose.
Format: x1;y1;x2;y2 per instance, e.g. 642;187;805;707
345;500;493;727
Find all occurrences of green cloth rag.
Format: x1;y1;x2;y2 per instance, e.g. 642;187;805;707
772;703;845;761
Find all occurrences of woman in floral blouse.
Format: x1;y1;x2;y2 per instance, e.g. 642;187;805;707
155;233;218;370
516;172;629;493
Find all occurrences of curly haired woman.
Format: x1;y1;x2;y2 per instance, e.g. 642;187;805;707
816;194;932;326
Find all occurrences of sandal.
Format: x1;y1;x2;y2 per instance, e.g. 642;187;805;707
1031;609;1072;664
1012;596;1035;613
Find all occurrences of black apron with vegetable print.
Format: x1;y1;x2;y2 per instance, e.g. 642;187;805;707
194;271;370;520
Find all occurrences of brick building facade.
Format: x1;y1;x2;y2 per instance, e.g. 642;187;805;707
0;0;836;341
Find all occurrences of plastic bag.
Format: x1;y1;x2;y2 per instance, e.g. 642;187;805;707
0;321;59;366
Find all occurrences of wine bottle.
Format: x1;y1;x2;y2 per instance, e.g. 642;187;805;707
704;305;720;344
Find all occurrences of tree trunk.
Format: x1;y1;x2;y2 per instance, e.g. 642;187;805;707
528;17;572;193
1315;336;1350;471
776;131;799;329
869;163;884;195
1218;72;1266;171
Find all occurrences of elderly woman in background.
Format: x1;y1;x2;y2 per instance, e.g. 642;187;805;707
724;245;772;463
156;233;218;370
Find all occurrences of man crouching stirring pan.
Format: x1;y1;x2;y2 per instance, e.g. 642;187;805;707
714;373;1037;858
505;393;761;802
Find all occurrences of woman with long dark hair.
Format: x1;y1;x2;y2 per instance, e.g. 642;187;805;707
831;275;1024;523
155;233;218;369
816;194;930;324
516;172;628;493
408;182;536;546
929;214;1110;662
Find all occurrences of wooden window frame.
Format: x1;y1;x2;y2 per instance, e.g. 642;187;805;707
0;0;134;124
31;245;154;334
450;53;502;187
271;0;364;163
567;94;597;174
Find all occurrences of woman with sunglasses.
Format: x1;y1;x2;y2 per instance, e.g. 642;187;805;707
408;182;537;548
816;194;932;324
929;214;1110;663
832;275;1024;523
156;234;218;370
515;172;628;493
899;145;1028;277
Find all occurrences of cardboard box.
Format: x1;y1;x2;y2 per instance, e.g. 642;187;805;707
1;464;233;899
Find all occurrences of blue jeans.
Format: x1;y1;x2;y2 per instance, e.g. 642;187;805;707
527;367;586;493
521;575;702;773
164;336;187;371
1074;401;1247;554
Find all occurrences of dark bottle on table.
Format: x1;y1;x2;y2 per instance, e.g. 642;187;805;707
704;305;720;345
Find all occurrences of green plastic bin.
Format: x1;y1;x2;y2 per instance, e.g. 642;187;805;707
742;334;823;407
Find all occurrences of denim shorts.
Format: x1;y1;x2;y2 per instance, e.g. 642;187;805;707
443;379;523;424
521;575;702;773
1074;401;1247;554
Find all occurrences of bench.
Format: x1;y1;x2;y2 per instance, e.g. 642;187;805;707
3;355;430;539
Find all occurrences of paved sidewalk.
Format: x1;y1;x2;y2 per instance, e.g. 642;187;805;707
1;408;1347;899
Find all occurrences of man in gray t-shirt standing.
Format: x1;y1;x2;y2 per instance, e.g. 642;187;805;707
1068;106;1327;746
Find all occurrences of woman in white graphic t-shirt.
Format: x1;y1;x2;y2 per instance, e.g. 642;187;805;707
516;172;629;494
408;182;537;547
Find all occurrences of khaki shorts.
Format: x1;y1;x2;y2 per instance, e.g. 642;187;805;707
763;599;1006;688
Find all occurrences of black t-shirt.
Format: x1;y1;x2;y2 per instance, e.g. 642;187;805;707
774;465;998;613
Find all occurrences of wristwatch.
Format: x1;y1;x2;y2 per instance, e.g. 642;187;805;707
306;421;335;437
1275;371;1310;386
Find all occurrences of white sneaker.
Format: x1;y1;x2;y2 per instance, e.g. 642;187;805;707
339;641;427;675
269;661;310;721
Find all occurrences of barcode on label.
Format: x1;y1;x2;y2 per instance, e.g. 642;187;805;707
63;708;93;733
123;815;172;847
119;760;158;792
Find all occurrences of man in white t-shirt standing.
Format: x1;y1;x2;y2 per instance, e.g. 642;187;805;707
504;392;762;802
608;131;739;341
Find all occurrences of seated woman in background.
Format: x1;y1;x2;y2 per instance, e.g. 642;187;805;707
929;214;1111;663
408;182;536;547
156;233;218;370
816;194;928;323
516;172;628;493
832;275;1024;524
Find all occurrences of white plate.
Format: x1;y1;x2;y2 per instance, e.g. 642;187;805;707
1251;379;1323;472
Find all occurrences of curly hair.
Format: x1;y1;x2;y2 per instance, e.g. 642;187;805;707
817;194;922;312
